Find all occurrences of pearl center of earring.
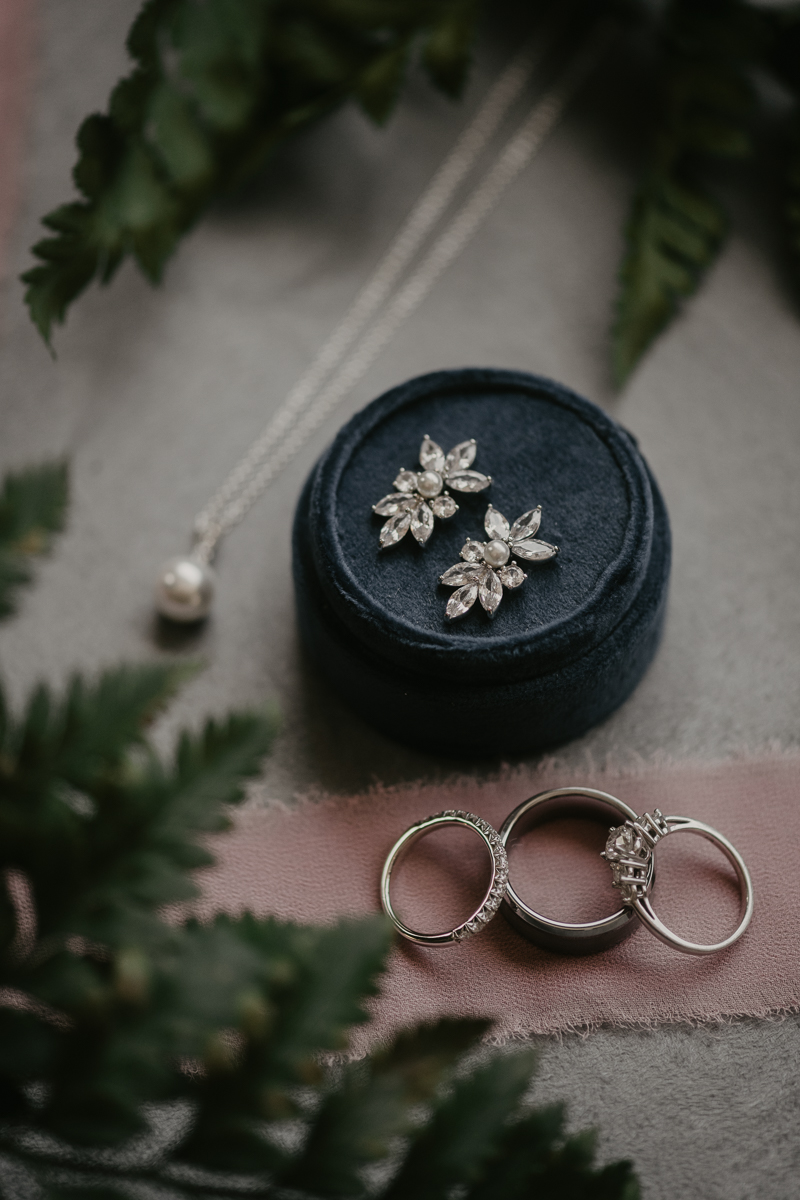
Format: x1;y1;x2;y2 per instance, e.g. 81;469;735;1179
483;539;510;568
417;470;444;498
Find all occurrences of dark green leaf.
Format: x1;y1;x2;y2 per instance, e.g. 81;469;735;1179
785;112;800;288
251;915;392;1079
23;0;484;341
423;0;478;98
356;42;411;124
6;662;189;786
283;1019;488;1194
147;84;215;187
384;1049;537;1199
612;173;726;384
762;4;800;96
611;0;762;383
0;462;68;619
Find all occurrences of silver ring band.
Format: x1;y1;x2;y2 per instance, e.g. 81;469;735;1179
603;810;754;955
381;810;508;946
498;788;655;954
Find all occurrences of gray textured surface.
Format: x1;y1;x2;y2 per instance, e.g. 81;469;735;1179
0;3;799;1196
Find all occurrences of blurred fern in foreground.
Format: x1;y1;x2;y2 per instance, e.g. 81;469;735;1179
20;0;800;383
0;461;638;1196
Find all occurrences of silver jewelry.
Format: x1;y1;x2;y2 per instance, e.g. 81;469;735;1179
155;556;216;622
439;504;558;619
373;436;491;548
498;788;652;954
381;810;509;946
152;32;609;620
602;808;754;955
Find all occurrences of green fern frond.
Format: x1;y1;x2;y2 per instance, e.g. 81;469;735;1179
282;1018;489;1193
423;0;479;98
612;0;763;385
613;174;726;383
0;461;68;619
0;413;635;1200
788;124;800;272
383;1049;537;1199
22;0;482;344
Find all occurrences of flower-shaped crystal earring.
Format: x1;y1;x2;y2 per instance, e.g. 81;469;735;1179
439;504;559;619
372;435;491;549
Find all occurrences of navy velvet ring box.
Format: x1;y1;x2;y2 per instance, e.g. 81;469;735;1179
292;368;670;757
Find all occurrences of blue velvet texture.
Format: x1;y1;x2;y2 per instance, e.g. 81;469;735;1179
293;369;671;756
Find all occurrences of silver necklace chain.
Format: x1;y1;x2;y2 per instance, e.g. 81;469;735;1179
188;28;608;565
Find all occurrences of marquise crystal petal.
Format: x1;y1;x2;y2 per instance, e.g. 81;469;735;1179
373;493;414;516
393;470;418;493
484;505;510;540
460;540;485;563
512;538;558;562
499;563;526;588
419;436;446;472
440;562;486;586
379;510;411;547
445;439;477;473
447;469;491;493
446;583;479;619
479;568;503;614
410;499;434;545
509;507;542;540
430;494;458;519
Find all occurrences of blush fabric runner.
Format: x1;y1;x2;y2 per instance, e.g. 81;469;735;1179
193;754;800;1044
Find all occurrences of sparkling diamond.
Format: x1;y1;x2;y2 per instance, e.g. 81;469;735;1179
484;505;510;540
440;563;484;586
446;583;479;620
419;436;445;471
372;493;414;516
479;569;503;614
604;822;651;897
460;540;485;562
512;538;558;562
445;439;477;473
509;507;542;540
431;494;457;518
393;470;418;493
605;824;643;862
410;499;434;545
379;510;411;547
447;469;491;494
499;563;525;588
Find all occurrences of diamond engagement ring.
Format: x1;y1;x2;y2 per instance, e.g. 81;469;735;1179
372;435;491;549
380;810;508;946
499;788;654;954
602;808;754;955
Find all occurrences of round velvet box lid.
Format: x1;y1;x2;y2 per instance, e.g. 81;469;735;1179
293;368;670;757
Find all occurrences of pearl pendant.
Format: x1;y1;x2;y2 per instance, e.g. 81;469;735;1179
155;557;215;622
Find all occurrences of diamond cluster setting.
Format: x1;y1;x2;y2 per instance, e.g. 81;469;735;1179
439;504;559;620
601;809;670;903
372;436;491;549
426;810;509;942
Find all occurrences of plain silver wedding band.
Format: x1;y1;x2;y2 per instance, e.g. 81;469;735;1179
498;787;654;954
